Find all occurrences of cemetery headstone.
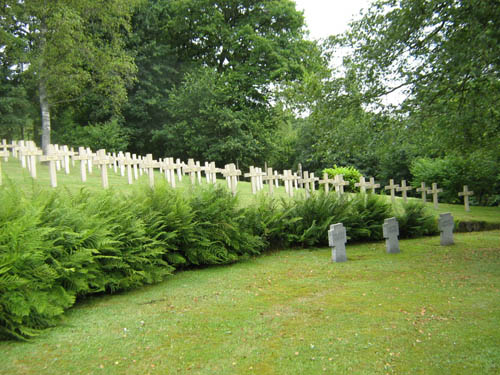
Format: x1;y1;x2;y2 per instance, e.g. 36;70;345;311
397;180;413;203
244;166;259;194
328;223;347;262
333;174;349;195
0;150;9;185
438;213;454;245
73;147;91;182
384;179;400;204
427;183;443;209
355;176;370;193
223;163;241;196
416;182;427;203
262;167;276;195
1;139;10;161
40;144;62;188
383;217;400;254
142;154;161;188
368;177;380;194
93;149;112;189
318;172;335;194
458;185;474;212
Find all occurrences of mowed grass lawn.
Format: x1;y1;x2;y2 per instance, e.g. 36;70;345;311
1;231;499;375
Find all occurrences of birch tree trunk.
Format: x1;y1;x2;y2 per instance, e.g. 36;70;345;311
40;79;51;153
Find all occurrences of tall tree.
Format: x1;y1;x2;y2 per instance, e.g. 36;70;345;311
0;0;137;151
345;0;500;154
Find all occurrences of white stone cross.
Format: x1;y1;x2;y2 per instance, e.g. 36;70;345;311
244;166;261;194
59;145;74;175
310;173;319;192
0;150;10;185
93;149;112;189
16;140;27;168
367;177;380;194
162;157;179;187
1;139;11;161
332;174;350;195
281;170;296;197
318;172;335;194
328;223;347;262
22;141;42;179
142;154;161;188
86;147;95;174
73;147;92;182
183;158;199;185
355;176;371;193
121;152;136;185
384;179;400;203
427;183;443;209
40;144;63;188
262;167;277;196
416;182;427;203
300;171;312;197
438;213;454;245
195;161;203;184
115;151;127;177
383;217;400;254
458;185;474;212
223;163;241;196
397;180;413;203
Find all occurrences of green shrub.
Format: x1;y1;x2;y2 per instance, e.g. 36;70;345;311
344;193;392;242
410;151;500;205
323;165;362;193
394;201;438;238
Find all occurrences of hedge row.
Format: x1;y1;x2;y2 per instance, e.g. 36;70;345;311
0;184;437;340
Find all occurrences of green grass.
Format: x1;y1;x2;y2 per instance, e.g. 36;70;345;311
2;157;499;224
1;230;499;374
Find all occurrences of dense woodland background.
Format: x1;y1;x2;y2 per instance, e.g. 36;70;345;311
1;0;499;204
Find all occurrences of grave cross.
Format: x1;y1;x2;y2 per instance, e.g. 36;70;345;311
40;144;63;188
115;152;127;177
86;147;95;174
384;179;400;203
0;150;9;185
281;170;296;197
427;183;443;209
397;180;413;203
222;163;241;196
416;182;428;203
244;166;260;194
300;171;312;197
121;152;136;185
59;145;74;174
22;141;42;179
383;217;400;254
438;213;454;245
142;154;161;188
73;147;92;182
355;176;371;193
262;167;277;196
184;159;199;185
328;223;347;262
93;149;112;189
333;174;350;195
318;172;335;194
162;157;179;188
1;139;11;161
458;185;474;212
368;177;380;194
310;173;319;192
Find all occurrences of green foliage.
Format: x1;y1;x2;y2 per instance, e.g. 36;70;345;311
56;119;130;152
410;152;500;205
394;201;438;239
323;165;362;193
344;194;392;242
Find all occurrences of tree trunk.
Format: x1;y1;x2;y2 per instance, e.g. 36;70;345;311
40;79;51;153
39;18;50;154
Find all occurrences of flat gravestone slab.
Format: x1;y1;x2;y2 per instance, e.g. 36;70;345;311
438;213;454;245
383;217;400;254
328;223;347;262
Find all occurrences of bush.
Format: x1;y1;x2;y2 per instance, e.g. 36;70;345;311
323;165;362;193
394;201;438;238
410;151;500;206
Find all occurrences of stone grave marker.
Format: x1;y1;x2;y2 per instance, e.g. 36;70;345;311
383;217;400;254
223;163;241;196
416;182;427;203
281;170;296;197
318;172;335;194
60;145;74;174
184;159;198;185
310;172;319;192
368;177;380;194
438;213;454;245
262;167;276;196
384;179;400;203
328;223;347;262
73;147;92;182
115;152;127;177
355;176;371;193
23;141;42;179
1;139;10;161
195;161;203;184
143;154;161;188
427;183;443;209
333;174;350;195
458;185;474;212
86;147;95;174
122;152;135;185
40;144;63;188
397;180;413;203
0;150;9;185
244;166;260;194
300;171;312;197
93;149;112;189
